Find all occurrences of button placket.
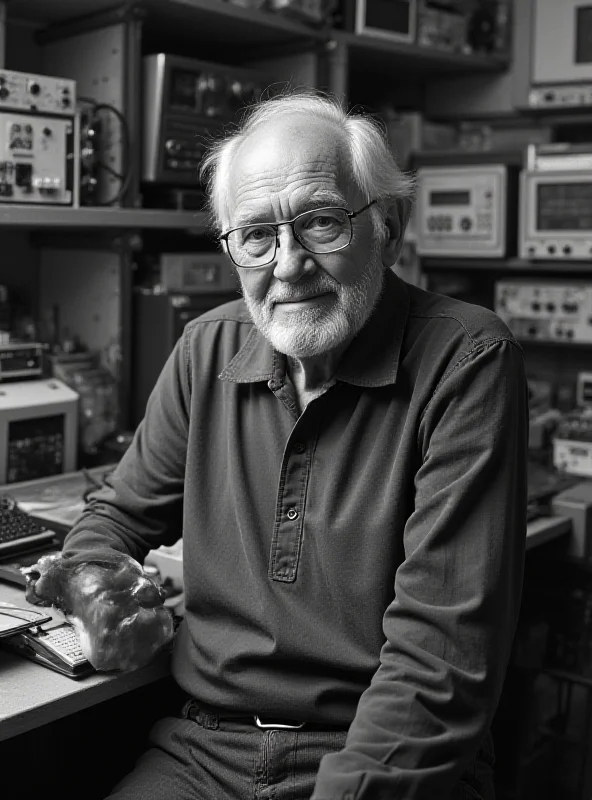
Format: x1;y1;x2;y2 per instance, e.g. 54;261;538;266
268;426;311;582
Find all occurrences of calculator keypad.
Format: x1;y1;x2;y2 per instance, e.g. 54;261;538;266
44;626;86;665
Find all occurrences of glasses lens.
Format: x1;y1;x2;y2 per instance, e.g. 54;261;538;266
295;208;351;252
227;224;277;268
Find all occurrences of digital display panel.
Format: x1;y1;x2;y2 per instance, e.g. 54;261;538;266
366;0;411;35
576;6;592;64
536;183;592;231
169;69;198;110
7;414;64;483
429;190;471;206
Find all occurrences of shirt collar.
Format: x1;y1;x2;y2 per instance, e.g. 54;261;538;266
219;269;409;388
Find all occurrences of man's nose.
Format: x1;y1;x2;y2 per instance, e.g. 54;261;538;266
273;228;316;283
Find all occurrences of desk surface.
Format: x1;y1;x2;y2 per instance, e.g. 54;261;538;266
0;581;170;742
0;512;571;743
525;514;571;550
0;464;117;533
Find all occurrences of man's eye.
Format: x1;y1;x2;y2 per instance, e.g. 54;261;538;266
243;227;273;243
306;214;340;229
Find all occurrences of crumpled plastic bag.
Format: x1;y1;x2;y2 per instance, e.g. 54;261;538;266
23;550;175;672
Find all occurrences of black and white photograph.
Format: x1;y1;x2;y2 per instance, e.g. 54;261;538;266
0;2;591;799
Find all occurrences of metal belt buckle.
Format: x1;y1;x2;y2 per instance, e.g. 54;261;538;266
254;715;305;730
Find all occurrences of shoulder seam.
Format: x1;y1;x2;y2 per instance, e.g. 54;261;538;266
408;311;482;346
420;337;523;427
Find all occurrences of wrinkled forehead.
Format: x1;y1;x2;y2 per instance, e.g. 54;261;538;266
225;116;355;222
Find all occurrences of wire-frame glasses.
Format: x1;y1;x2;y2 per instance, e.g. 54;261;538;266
219;199;378;268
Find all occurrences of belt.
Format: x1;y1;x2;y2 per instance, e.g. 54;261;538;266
183;700;349;732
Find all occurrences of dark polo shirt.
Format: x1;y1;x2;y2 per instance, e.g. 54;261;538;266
64;269;528;799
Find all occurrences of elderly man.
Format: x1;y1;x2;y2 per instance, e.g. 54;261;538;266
37;91;528;799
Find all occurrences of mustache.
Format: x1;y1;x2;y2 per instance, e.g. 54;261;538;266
268;275;338;305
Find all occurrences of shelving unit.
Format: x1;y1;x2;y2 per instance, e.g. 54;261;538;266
0;0;511;236
0;206;209;231
10;0;509;74
24;0;326;50
4;7;590;798
422;258;592;273
139;0;327;47
332;30;509;77
0;0;513;430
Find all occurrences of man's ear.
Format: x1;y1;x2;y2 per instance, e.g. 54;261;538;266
381;197;412;268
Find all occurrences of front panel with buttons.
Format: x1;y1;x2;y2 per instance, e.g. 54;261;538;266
142;54;272;185
0;378;78;484
520;170;592;261
0;69;75;115
495;280;592;344
416;165;509;258
0;111;75;205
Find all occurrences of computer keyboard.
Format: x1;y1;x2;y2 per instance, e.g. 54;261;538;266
0;496;57;557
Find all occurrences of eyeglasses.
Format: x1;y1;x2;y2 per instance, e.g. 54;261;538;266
219;199;378;269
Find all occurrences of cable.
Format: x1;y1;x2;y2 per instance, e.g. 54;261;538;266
77;97;133;206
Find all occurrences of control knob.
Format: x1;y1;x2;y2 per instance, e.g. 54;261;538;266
28;81;40;96
165;139;182;154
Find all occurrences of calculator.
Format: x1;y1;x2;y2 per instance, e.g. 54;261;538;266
1;618;95;678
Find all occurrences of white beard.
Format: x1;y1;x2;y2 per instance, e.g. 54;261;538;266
241;255;385;358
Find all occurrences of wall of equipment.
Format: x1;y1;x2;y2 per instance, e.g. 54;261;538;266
0;0;514;452
412;0;592;510
0;2;326;449
1;3;592;798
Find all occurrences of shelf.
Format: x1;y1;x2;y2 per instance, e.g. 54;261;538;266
332;31;509;77
541;667;592;690
421;258;592;273
141;0;327;47
6;0;121;25
526;515;571;552
10;1;509;68
11;0;326;48
0;206;209;231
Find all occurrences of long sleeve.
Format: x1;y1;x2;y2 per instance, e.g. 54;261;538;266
312;338;529;800
61;328;191;564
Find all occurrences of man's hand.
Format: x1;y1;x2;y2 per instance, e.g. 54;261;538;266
23;550;175;672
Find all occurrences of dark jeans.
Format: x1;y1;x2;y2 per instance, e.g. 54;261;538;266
106;700;495;800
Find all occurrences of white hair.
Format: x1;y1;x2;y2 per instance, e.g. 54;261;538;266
199;90;415;237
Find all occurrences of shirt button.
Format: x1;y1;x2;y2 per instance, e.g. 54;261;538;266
293;442;305;454
287;508;299;521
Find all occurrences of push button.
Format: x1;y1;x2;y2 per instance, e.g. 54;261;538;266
293;442;305;454
287;508;299;521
